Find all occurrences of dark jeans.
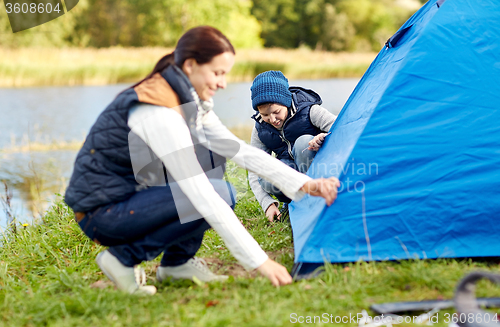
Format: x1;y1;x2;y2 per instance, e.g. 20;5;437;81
77;179;236;267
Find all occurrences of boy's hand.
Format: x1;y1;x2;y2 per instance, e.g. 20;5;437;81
308;133;328;151
300;177;341;206
265;203;280;222
257;258;293;286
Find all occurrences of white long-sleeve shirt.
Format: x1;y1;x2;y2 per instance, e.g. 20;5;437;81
127;103;312;270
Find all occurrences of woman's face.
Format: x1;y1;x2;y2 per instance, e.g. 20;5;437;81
182;51;235;101
257;103;288;129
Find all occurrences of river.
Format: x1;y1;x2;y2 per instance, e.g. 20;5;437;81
0;78;360;228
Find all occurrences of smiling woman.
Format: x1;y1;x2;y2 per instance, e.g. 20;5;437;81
183;52;235;101
64;25;340;295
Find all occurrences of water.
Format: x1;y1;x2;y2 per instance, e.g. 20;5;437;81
0;78;359;227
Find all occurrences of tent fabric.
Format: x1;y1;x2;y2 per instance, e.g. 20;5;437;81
290;0;500;277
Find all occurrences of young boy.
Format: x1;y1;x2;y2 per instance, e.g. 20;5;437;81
248;71;337;222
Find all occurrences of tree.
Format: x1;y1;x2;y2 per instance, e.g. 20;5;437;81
321;3;355;51
0;0;263;48
251;0;300;48
0;0;88;47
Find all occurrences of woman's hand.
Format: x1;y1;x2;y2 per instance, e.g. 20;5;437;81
308;133;328;151
257;258;293;287
265;203;280;222
300;177;341;206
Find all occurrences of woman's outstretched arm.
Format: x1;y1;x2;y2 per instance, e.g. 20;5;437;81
201;110;339;205
128;105;292;286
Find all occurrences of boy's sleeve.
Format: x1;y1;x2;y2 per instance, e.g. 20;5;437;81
310;105;338;132
248;127;280;212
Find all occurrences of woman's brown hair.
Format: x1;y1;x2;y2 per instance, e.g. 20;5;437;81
133;26;235;87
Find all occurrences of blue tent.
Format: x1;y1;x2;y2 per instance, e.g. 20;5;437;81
290;0;500;277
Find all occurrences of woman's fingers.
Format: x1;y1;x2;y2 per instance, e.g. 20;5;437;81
270;268;291;287
279;267;293;285
269;275;280;287
325;184;337;205
321;180;333;205
257;259;293;287
274;265;293;286
300;177;340;206
324;177;340;205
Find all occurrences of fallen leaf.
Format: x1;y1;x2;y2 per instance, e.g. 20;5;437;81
304;284;312;290
268;231;276;236
206;300;219;308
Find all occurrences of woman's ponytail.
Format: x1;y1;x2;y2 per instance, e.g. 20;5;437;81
148;53;175;79
130;52;175;89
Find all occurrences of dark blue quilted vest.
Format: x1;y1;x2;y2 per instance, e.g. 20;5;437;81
65;65;226;213
251;87;323;160
64;88;139;213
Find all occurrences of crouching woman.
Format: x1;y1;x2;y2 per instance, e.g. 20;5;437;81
65;26;340;295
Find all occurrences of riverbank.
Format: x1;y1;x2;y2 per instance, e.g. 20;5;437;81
1;162;500;326
0;127;252;227
0;47;375;88
0;126;253;154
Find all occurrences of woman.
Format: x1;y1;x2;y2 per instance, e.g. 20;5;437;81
65;26;340;295
248;70;337;222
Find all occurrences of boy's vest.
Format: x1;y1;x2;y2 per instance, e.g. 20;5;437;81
251;87;323;160
65;65;225;213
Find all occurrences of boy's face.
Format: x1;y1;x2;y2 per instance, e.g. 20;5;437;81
257;103;288;129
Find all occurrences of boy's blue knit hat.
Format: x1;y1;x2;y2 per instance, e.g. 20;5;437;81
251;71;292;110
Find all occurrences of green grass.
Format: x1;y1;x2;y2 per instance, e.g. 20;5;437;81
1;162;500;327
